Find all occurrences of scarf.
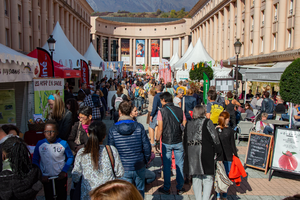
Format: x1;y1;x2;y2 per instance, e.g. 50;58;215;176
118;116;134;121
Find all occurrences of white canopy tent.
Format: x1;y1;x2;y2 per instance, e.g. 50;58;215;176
84;43;104;71
42;22;87;69
169;53;179;67
172;43;193;70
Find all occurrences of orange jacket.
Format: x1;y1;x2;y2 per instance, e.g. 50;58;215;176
228;155;247;186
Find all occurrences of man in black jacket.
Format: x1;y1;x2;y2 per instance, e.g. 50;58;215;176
156;92;187;195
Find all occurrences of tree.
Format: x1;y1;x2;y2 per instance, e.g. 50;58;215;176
189;62;214;81
279;58;300;104
156;9;162;15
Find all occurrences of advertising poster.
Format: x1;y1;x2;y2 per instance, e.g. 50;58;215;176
37;47;54;77
34;78;64;119
121;39;130;65
272;128;300;174
81;59;89;84
0;89;16;125
151;39;160;65
136;40;145;65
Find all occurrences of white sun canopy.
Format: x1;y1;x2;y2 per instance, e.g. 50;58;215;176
84;43;103;71
42;22;87;69
169;53;179;67
172;43;193;70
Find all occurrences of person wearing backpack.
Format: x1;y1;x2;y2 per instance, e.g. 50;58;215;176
133;82;143;115
111;86;129;123
206;90;224;126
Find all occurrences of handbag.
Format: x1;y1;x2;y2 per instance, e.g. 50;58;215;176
214;161;233;193
166;106;185;131
105;145;116;178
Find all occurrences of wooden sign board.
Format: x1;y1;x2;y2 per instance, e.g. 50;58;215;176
269;128;300;180
245;132;273;174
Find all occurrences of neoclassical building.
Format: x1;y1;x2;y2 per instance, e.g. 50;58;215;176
189;0;300;65
0;0;93;55
90;16;192;67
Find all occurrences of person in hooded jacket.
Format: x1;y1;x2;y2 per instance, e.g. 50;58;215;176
108;100;151;198
0;136;43;200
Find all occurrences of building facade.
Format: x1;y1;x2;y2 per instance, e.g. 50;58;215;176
189;0;300;65
90;17;192;67
0;0;93;55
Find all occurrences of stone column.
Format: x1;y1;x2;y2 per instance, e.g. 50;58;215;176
22;0;30;52
223;7;229;59
159;38;163;62
133;38;136;67
99;35;103;57
170;38;173;59
11;0;19;49
118;38;121;61
206;21;209;51
48;0;53;34
229;2;235;58
218;11;223;60
148;39;151;67
65;11;69;39
277;0;287;51
244;0;250;56
54;3;59;25
0;0;5;45
70;15;73;45
213;14;218;60
179;37;182;58
203;23;206;49
73;18;77;49
145;39;148;65
210;17;213;57
236;0;242;39
253;0;261;55
32;0;39;48
294;0;300;49
41;0;47;44
60;7;65;33
129;38;133;66
108;37;111;61
264;0;272;54
81;23;83;54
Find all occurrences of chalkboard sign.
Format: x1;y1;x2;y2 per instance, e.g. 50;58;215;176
245;132;273;174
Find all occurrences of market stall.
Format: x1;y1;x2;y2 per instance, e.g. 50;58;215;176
0;43;39;132
84;43;103;82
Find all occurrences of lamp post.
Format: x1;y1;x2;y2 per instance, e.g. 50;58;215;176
47;35;56;78
234;39;242;94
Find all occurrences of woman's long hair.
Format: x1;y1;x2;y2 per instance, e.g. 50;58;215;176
83;121;107;170
2;136;32;178
218;111;230;130
66;98;79;124
51;94;65;120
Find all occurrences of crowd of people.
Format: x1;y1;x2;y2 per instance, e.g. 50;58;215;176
0;74;299;200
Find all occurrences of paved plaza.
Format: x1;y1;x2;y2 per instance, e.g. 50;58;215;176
36;115;300;200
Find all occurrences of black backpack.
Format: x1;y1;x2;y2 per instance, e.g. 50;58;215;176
92;94;101;107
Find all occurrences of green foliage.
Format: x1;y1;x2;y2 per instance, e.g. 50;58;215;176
156;9;162;15
279;59;300;104
160;13;169;18
189;62;214;81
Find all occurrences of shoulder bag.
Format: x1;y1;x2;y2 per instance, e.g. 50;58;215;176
166;106;185;132
105;145;116;178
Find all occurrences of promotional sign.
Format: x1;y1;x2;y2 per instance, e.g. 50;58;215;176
0;63;35;83
37;47;54;77
151;39;160;65
0;89;16;125
33;78;64;119
270;128;300;176
159;59;171;83
136;40;145;65
121;39;130;65
80;59;89;84
203;72;210;105
245;132;273;174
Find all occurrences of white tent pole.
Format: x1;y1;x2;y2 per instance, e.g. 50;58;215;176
244;80;248;103
289;102;293;129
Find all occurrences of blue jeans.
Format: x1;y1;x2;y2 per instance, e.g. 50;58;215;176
135;97;143;111
162;142;184;190
121;167;146;198
263;126;273;134
217;161;232;198
145;169;156;184
149;113;158;129
267;114;273;119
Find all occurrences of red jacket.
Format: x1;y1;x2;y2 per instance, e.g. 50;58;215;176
228;155;247;186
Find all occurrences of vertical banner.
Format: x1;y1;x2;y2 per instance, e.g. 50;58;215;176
203;72;210;105
121;39;130;65
37;47;54;77
34;78;64;119
80;59;89;84
151;39;160;65
0;89;16;125
136;40;145;65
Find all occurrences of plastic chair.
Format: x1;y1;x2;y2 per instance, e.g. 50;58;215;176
241;113;247;121
253;109;258;116
237;121;254;141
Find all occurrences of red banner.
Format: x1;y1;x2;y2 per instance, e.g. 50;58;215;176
37;47;54;77
80;59;89;85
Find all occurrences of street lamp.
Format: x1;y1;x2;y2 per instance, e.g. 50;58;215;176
47;35;56;78
234;39;242;94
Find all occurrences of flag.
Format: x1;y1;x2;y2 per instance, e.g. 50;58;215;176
220;60;223;69
184;63;187;70
197;63;199;68
202;63;204;67
208;61;212;68
106;62;109;70
146;65;148;71
102;62;105;71
143;64;146;71
192;63;194;70
36;47;54;77
203;72;210;105
81;59;89;85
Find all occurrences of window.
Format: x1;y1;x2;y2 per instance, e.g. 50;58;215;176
174;27;176;29
165;28;167;30
19;33;22;49
29;11;32;26
105;26;107;28
261;11;264;26
139;28;142;31
114;27;116;29
261;37;264;52
125;28;127;30
288;29;292;48
4;0;8;16
18;5;21;22
154;28;156;31
5;29;9;46
273;34;276;50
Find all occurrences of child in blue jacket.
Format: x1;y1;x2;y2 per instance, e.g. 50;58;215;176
33;120;74;200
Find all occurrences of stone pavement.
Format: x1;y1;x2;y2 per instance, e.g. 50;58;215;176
36;114;300;200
